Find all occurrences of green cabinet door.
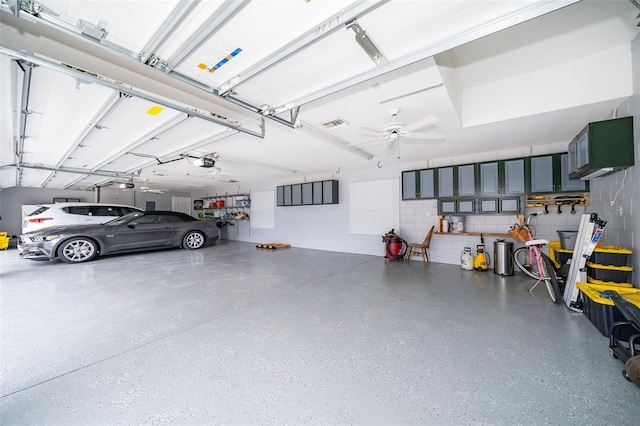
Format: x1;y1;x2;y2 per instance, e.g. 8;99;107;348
419;169;436;198
438;167;454;197
530;153;588;194
530;155;554;193
457;164;476;196
402;171;418;200
503;159;525;195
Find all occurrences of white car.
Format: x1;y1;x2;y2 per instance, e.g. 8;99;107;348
22;202;143;233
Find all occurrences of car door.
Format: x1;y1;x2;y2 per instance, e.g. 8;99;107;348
115;214;177;251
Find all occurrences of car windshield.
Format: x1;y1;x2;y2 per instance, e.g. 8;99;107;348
27;206;50;216
104;211;145;226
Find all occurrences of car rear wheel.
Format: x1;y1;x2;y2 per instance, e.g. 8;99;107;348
58;238;98;263
183;231;205;249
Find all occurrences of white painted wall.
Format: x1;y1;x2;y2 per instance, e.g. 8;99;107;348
464;45;633;126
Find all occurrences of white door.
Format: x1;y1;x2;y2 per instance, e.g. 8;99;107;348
171;197;192;215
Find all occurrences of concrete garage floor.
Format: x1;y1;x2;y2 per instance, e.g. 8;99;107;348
1;241;639;425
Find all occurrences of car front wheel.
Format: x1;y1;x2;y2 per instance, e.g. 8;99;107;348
183;231;205;249
58;238;98;263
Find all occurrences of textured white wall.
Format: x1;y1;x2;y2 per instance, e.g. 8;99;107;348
587;33;640;286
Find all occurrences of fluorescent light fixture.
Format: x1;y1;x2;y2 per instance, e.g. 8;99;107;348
349;21;387;67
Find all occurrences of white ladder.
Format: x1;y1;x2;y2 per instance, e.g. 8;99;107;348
563;213;607;312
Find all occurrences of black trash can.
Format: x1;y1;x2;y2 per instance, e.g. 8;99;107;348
494;239;514;276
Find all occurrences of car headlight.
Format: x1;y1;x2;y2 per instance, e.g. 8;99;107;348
45;235;61;241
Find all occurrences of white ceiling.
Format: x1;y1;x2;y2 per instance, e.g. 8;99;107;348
0;0;638;193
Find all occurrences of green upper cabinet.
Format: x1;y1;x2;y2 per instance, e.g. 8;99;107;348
529;153;588;194
560;153;587;192
401;169;436;200
530;155;555;193
276;180;338;206
567;116;634;180
503;159;526;195
322;180;339;204
402;170;418;200
458;164;476;196
438;164;476;197
438;167;454;197
419;169;436;198
479;159;525;197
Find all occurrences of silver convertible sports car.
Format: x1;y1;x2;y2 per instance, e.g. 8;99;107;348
18;211;218;263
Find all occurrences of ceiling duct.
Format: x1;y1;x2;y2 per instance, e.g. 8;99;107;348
380;83;445;104
321;117;349;129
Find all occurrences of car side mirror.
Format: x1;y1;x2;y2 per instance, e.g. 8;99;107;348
127;222;137;228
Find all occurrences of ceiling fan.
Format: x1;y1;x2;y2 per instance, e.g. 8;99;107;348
353;107;444;147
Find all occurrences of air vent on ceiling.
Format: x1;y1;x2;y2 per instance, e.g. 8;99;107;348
380;82;445;104
321;117;349;129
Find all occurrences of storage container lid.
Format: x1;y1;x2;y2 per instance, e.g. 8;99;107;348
585;261;633;272
592;245;632;255
550;240;573;250
576;283;640;307
587;276;634;287
555;247;573;254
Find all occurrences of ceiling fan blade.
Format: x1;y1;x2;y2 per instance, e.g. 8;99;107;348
404;131;445;140
349;135;389;147
404;115;440;133
357;125;385;135
403;137;446;145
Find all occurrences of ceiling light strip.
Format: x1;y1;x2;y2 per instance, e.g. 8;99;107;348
140;0;201;64
298;120;373;161
162;1;250;73
0;46;265;139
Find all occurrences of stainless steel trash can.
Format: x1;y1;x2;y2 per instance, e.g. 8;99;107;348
494;239;514;276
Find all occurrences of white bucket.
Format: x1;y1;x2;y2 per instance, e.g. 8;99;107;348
450;216;465;233
441;219;449;233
